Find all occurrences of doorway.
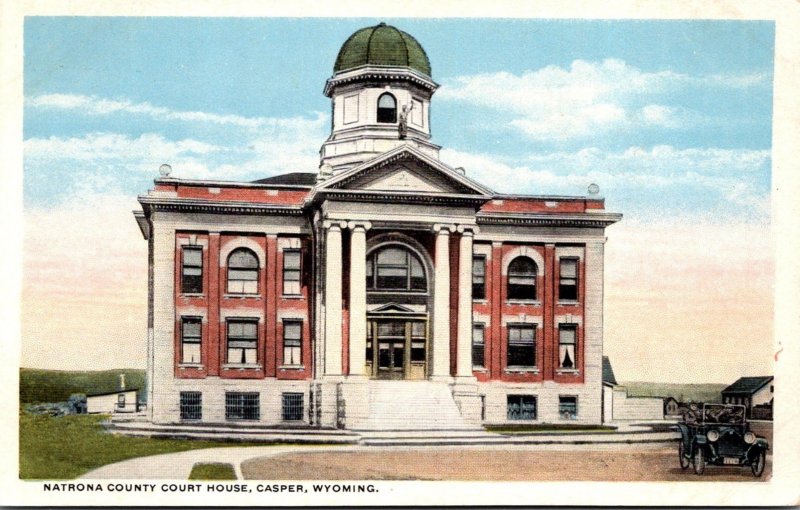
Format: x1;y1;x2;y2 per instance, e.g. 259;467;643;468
367;319;427;380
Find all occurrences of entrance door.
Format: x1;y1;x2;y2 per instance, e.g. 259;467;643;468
368;319;427;379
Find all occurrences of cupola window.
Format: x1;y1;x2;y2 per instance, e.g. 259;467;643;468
377;93;397;123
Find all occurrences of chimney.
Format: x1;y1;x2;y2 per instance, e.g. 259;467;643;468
119;374;126;391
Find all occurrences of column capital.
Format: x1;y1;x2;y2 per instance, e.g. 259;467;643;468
433;223;456;234
457;224;479;236
322;220;347;230
347;220;372;231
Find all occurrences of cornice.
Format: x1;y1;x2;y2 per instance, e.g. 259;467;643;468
138;196;305;216
476;212;623;228
324;66;439;97
316;188;490;207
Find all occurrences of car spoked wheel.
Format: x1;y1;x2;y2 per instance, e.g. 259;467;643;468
751;450;766;477
693;448;705;475
679;441;689;470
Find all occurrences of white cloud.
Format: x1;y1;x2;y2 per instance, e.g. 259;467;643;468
438;59;766;141
27;93;327;132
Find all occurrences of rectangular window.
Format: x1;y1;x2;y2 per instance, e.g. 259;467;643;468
180;391;202;421
559;396;578;420
227;319;258;364
472;324;485;368
283;250;302;295
559;258;579;301
282;320;302;366
507;395;537;420
282;392;304;421
181;247;203;294
410;321;426;362
507;325;536;368
181;317;202;364
558;325;577;369
472;256;486;299
225;392;259;421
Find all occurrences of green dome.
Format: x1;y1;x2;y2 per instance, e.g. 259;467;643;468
334;23;431;77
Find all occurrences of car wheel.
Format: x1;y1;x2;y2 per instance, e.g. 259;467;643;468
679;441;690;470
751;450;766;477
693;447;705;475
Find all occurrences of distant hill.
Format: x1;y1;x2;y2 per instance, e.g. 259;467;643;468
20;368;146;404
620;381;726;403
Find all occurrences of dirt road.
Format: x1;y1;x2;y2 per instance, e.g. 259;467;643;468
241;445;771;482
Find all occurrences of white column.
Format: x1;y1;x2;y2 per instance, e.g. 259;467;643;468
456;225;477;378
348;221;371;377
431;224;453;379
324;221;345;376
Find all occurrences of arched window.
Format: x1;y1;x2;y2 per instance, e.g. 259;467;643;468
507;256;537;300
377;93;397;123
227;248;259;294
366;245;426;291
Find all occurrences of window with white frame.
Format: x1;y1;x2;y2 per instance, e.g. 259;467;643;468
227;248;258;294
507;256;537;300
366;246;426;291
507;395;537;420
558;324;577;369
559;396;578;420
181;246;203;294
472;324;485;368
181;317;202;364
227;319;258;364
559;258;579;301
283;320;302;366
283;249;301;295
472;255;486;299
507;324;536;368
377;92;397;123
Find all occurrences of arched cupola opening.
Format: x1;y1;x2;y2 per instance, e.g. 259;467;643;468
377;93;397;123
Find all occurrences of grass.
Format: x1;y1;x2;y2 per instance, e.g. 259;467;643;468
188;463;238;480
485;424;617;435
20;368;147;404
19;410;264;480
620;381;726;403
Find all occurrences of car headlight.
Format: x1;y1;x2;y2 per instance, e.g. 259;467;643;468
744;432;756;444
707;429;719;442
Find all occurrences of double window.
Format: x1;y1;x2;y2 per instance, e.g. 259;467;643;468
366;246;426;292
472;256;486;299
559;258;579;301
283;250;302;295
227;248;258;294
507;324;536;368
282;320;302;366
227;319;258;364
507;395;537;420
377;93;397;123
225;392;259;421
181;247;203;294
180;317;202;364
558;325;577;369
180;392;202;421
472;324;485;368
507;256;537;300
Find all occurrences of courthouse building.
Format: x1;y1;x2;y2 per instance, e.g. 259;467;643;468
134;23;621;430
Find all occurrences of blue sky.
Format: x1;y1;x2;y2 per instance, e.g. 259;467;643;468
20;17;776;380
23;17;774;223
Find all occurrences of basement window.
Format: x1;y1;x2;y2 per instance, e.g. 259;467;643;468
507;395;537;421
559;396;578;420
180;391;202;421
282;393;304;421
225;392;260;421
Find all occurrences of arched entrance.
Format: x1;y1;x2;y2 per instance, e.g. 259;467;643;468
364;237;431;380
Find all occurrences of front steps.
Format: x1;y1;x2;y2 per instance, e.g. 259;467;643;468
349;380;485;432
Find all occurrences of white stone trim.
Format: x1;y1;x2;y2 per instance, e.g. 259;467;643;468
277;237;302;250
176;307;207;318
220;309;264;320
473;242;492;258
277;310;308;321
501;245;545;276
502;314;543;326
219;237;266;267
555;246;585;260
177;236;209;248
555;315;583;326
473;311;491;326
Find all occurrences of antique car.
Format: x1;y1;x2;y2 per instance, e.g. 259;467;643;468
677;403;768;476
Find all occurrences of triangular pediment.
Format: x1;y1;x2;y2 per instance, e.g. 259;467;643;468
371;303;417;314
315;145;493;197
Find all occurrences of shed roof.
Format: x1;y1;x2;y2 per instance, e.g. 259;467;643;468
86;388;139;398
602;356;617;386
721;376;773;395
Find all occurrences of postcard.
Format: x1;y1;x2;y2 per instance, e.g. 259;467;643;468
1;0;799;506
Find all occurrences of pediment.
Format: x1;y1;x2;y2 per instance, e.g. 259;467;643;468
370;303;417;314
316;145;493;197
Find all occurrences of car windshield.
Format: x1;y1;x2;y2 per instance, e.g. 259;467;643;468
702;404;745;424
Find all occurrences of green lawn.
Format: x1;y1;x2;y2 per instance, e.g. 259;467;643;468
19;410;263;480
188;463;238;480
20;368;146;404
